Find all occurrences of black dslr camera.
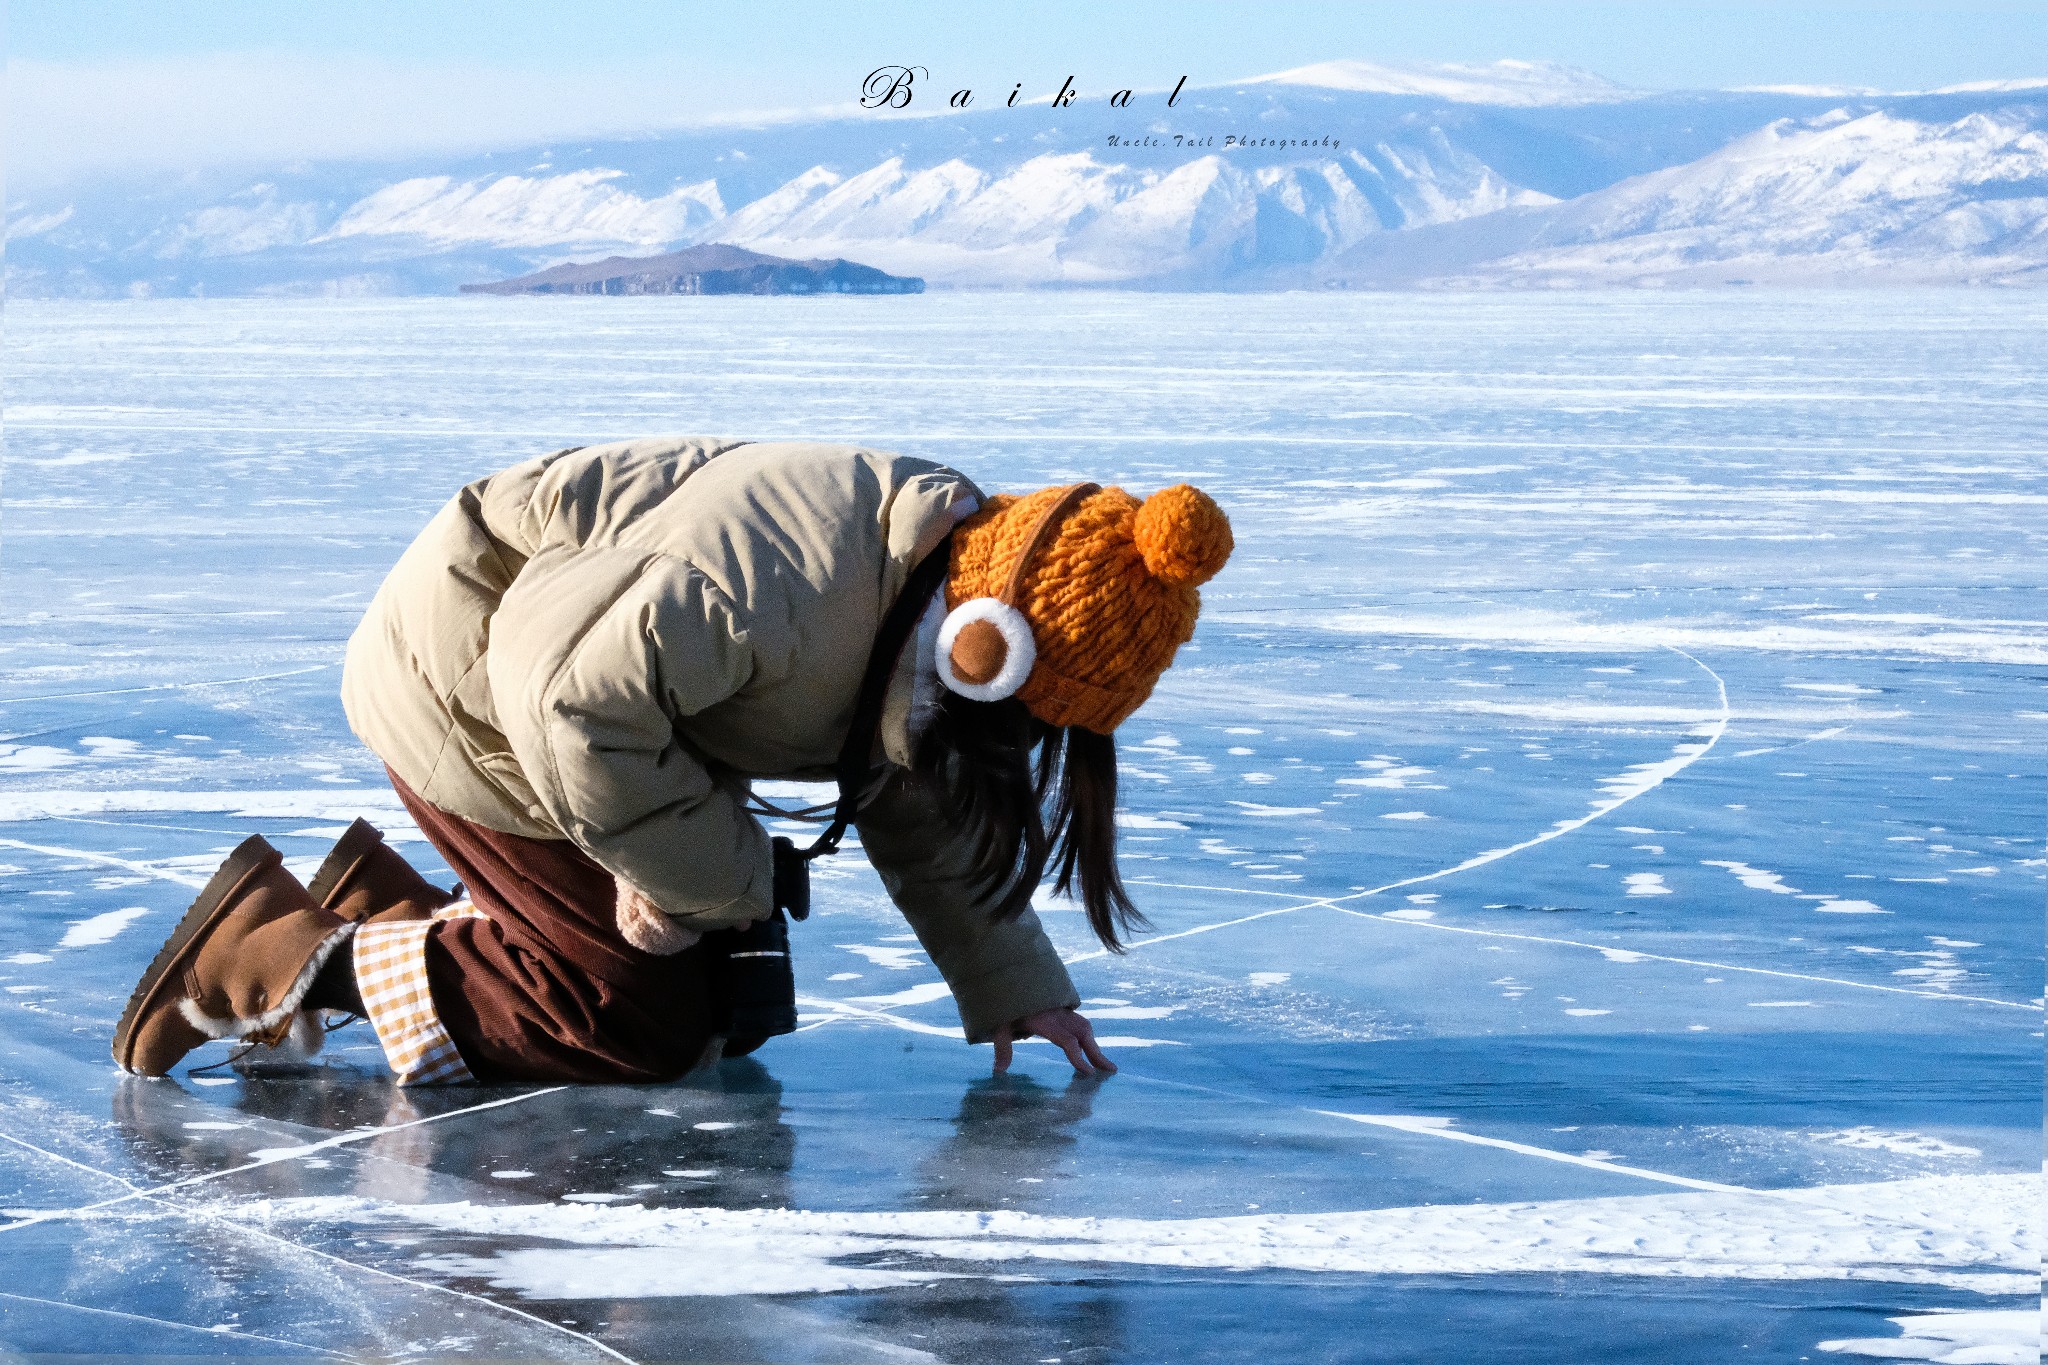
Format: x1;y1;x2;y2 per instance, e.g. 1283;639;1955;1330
704;836;810;1058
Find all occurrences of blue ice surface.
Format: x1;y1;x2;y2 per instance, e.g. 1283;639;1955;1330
0;293;2040;1363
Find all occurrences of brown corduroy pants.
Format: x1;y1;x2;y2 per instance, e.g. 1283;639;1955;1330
390;771;716;1084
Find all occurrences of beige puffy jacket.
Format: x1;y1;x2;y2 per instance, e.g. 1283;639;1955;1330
341;436;1079;1040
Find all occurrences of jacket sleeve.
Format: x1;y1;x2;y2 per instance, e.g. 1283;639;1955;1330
854;767;1080;1043
488;546;773;930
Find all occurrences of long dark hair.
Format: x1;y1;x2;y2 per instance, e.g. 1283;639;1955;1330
912;689;1145;952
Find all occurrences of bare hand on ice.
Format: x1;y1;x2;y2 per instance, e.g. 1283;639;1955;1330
993;1006;1116;1076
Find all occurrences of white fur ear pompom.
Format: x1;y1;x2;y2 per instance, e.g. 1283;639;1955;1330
936;598;1036;701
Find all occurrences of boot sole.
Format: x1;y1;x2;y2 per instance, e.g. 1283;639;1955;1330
305;817;383;913
111;835;281;1074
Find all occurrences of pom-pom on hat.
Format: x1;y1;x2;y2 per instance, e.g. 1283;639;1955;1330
940;480;1233;733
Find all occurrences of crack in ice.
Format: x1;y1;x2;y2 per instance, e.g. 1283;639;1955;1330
1068;645;1732;967
0;1125;638;1363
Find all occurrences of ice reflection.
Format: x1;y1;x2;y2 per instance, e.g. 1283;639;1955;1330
825;1073;1131;1365
408;1058;801;1210
915;1073;1101;1211
106;1056;802;1215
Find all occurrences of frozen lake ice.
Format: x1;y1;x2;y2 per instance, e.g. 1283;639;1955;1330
1;292;2041;1363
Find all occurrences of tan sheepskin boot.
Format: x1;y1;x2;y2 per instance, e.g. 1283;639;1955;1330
112;836;355;1077
306;817;458;925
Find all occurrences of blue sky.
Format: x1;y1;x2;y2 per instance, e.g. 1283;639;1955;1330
14;1;2044;88
10;1;2044;183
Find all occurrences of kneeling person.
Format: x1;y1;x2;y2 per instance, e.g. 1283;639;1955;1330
114;437;1232;1085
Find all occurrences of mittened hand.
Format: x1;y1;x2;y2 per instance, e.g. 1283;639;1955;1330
615;881;702;955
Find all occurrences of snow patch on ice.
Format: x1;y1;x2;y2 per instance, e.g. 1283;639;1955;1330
0;745;82;772
1810;1127;1981;1159
1317;607;2048;666
1818;1309;2038;1363
246;1171;2038;1299
1702;862;1887;914
1598;746;1714;807
849;981;953;1008
57;906;150;948
0;788;410;823
1337;761;1437;789
1116;812;1189;830
1704;859;1801;895
836;944;924;971
1228;802;1322;817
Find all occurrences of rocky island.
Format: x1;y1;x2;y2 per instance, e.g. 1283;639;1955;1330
461;243;923;296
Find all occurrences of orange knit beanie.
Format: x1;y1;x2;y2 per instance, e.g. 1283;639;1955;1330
939;481;1234;733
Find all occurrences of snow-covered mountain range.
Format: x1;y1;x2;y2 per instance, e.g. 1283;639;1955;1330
9;61;2044;295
